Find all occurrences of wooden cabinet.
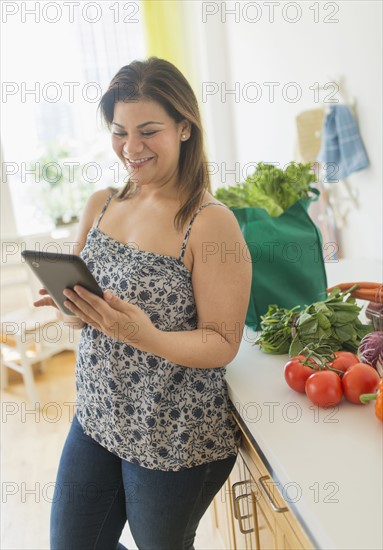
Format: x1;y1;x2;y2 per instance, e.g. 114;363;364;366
212;411;314;550
230;451;255;549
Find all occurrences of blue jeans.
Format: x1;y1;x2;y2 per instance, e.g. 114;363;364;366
50;415;237;549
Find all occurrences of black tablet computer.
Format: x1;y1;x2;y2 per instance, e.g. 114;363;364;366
22;250;104;316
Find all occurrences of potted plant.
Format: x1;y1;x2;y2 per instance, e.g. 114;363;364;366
31;140;95;227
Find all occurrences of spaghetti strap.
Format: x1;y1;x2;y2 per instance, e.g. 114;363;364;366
179;202;228;261
95;191;115;229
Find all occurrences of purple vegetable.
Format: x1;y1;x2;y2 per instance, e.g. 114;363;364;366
366;302;383;318
357;331;383;376
366;302;383;330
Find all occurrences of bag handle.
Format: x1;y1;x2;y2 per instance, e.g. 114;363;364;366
309;187;320;202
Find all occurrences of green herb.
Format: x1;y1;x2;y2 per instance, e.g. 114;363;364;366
255;286;373;356
253;305;300;354
215;162;317;216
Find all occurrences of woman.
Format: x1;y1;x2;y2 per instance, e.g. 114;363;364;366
35;57;252;550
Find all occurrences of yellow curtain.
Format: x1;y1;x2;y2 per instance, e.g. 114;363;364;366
141;0;188;75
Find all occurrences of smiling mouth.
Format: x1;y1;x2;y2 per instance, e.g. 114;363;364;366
124;156;154;167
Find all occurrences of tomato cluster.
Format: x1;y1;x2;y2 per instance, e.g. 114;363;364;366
284;351;381;409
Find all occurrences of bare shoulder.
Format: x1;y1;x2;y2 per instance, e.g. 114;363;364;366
72;187;116;255
192;193;242;241
85;187;117;224
186;192;247;269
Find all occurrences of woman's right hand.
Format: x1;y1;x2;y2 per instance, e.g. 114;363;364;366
34;288;85;329
32;190;111;329
33;288;59;309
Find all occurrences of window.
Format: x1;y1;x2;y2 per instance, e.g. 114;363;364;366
1;1;146;234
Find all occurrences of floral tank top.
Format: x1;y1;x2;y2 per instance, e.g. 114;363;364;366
75;191;241;471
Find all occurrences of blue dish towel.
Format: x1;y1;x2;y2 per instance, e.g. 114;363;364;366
317;104;369;182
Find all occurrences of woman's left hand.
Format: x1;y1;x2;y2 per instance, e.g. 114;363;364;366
63;286;159;350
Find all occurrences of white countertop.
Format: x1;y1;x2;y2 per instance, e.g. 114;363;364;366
226;329;383;550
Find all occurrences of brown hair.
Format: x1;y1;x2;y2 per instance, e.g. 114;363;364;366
98;57;211;232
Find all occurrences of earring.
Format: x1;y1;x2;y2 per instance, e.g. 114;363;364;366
181;134;186;140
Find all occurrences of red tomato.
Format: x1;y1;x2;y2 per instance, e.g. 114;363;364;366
305;371;343;408
328;351;359;375
341;363;380;404
284;355;316;393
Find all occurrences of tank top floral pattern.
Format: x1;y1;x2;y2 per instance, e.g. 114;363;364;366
75;191;241;471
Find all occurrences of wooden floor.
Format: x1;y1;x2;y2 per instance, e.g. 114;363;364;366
1;351;224;550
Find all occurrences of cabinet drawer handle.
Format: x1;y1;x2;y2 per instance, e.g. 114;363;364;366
231;481;250;519
258;475;288;513
231;480;254;534
235;494;255;534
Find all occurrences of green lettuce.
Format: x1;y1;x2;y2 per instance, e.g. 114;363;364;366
215;162;317;216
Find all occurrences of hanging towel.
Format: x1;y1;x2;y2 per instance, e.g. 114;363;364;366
317;104;369;182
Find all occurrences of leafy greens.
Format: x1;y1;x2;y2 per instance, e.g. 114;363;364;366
255;287;373;356
215;162;317;216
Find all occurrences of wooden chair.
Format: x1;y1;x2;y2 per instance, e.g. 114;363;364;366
1;307;77;403
1;233;79;404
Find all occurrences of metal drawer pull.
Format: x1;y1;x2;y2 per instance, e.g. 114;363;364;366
234;494;254;534
231;480;254;534
258;475;288;513
231;481;251;519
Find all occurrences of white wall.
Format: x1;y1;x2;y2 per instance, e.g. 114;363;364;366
183;0;382;263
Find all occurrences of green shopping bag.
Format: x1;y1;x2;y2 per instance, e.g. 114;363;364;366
232;190;328;330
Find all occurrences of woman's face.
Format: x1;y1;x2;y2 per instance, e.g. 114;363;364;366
111;99;190;191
